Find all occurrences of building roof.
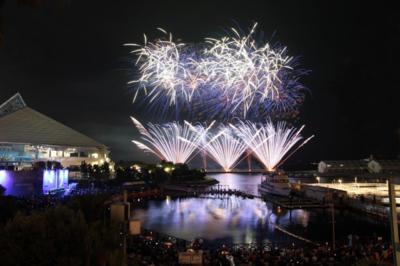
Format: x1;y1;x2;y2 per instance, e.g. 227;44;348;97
0;93;26;118
0;94;106;149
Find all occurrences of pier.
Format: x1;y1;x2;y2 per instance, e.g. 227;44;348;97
163;184;259;199
205;169;265;174
264;196;330;210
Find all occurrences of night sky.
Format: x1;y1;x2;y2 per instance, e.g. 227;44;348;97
0;1;399;166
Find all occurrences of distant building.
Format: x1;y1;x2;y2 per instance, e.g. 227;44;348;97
318;158;400;176
368;160;400;174
0;93;110;169
318;160;369;175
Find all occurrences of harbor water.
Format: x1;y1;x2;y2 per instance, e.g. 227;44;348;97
132;173;389;246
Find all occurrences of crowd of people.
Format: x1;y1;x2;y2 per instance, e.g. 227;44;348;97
126;232;393;266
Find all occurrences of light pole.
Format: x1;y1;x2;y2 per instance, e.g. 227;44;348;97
331;203;335;251
388;178;400;265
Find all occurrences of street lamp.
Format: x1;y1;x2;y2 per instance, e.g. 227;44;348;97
388;178;400;265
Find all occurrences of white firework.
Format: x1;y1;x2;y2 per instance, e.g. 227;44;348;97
203;127;248;172
232;120;314;171
131;117;212;164
201;23;293;117
125;29;199;106
125;24;300;118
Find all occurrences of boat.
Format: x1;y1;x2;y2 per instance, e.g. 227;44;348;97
258;172;292;197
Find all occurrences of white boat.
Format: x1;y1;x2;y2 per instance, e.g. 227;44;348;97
258;172;291;197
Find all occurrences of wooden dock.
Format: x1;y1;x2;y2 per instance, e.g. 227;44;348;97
163;184;259;199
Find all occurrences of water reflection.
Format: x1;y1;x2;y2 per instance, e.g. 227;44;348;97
133;173;388;245
209;173;263;195
132;196;310;244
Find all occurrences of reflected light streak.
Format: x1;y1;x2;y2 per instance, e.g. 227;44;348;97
132;196;310;243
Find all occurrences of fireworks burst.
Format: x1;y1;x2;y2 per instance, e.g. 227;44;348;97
127;24;313;170
131;117;212;164
232;120;314;171
125;29;200;107
203;127;248;172
201;23;293;117
126;24;307;120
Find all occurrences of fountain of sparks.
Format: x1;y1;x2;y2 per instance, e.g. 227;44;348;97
203;127;248;172
232;121;314;171
131;117;213;164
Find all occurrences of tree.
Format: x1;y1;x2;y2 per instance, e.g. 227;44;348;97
0;205;122;265
0;196;22;225
0;206;87;265
80;161;89;177
67;194;109;223
100;162;110;175
0;184;5;196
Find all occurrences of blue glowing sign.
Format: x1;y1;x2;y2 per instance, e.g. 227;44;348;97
42;170;69;194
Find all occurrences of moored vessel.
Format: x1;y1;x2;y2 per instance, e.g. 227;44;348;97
258;171;291;197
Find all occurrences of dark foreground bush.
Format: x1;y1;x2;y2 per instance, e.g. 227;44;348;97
0;205;123;266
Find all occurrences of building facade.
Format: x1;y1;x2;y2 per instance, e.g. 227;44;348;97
0;93;110;169
318;158;400;176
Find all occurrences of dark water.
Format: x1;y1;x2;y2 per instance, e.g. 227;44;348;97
132;173;389;245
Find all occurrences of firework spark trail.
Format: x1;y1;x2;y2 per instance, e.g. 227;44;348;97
200;23;293;117
202;127;248;172
125;29;200;106
232;120;314;171
131;118;313;170
131;117;211;164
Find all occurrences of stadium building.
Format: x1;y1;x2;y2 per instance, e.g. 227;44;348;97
0;93;110;169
